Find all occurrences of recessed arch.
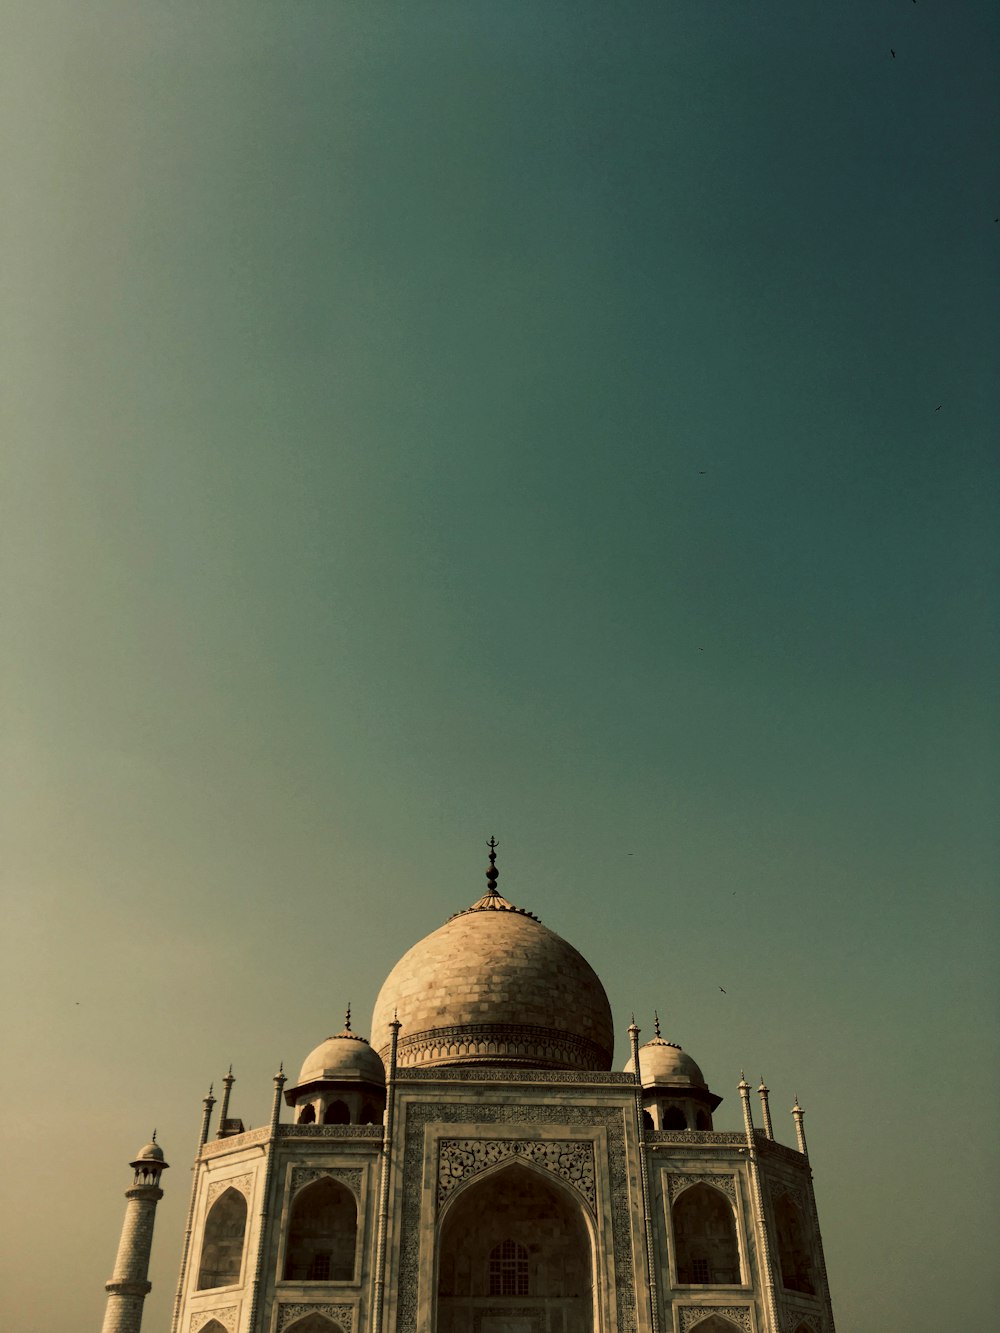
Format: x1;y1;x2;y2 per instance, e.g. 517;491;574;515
195;1322;228;1333
323;1099;350;1125
197;1187;247;1289
672;1181;740;1285
283;1175;357;1281
792;1323;817;1333
298;1103;316;1124
436;1159;595;1332
775;1192;816;1294
663;1105;688;1130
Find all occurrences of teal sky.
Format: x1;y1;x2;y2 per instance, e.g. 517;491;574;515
2;4;997;1330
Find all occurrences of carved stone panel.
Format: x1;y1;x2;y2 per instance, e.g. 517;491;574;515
438;1137;596;1211
275;1303;354;1332
288;1166;364;1200
206;1173;253;1208
678;1306;753;1332
667;1173;737;1205
190;1305;238;1333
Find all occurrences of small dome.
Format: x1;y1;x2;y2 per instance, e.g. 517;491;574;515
296;1029;386;1088
624;1037;708;1090
371;884;614;1072
134;1139;164;1162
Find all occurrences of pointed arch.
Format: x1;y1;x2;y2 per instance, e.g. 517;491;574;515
775;1192;816;1294
283;1175;357;1281
298;1103;316;1124
663;1105;688;1130
323;1099;350;1124
197;1186;247;1289
195;1322;228;1333
436;1159;595;1330
792;1323;817;1333
672;1181;740;1285
688;1316;747;1332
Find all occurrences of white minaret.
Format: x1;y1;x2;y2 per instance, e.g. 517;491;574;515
101;1134;169;1333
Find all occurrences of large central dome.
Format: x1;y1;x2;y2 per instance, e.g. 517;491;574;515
370;856;614;1073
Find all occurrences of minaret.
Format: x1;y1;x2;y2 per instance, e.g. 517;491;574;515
101;1134;169;1333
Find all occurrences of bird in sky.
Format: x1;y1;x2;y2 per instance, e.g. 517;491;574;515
891;49;896;58
719;986;727;994
935;404;942;411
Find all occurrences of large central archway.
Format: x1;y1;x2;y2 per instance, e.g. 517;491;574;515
436;1161;596;1333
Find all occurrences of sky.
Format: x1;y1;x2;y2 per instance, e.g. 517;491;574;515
1;3;997;1330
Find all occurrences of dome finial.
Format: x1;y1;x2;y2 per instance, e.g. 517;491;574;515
151;1128;157;1143
345;1001;352;1032
485;836;500;895
653;1010;661;1039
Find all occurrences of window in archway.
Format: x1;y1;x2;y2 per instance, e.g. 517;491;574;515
489;1238;528;1296
775;1194;816;1294
283;1176;357;1281
663;1105;688;1130
323;1100;350;1125
197;1188;247;1289
672;1182;740;1284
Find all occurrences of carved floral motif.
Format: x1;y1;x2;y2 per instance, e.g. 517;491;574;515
667;1172;737;1204
206;1173;253;1208
438;1138;596;1211
678;1305;753;1332
190;1305;238;1333
275;1302;354;1332
289;1166;364;1199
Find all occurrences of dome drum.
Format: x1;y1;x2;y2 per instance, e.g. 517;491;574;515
392;1020;613;1073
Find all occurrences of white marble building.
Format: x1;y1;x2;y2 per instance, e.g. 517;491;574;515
102;846;835;1333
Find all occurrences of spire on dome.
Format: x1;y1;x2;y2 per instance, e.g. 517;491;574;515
654;1011;661;1039
486;836;500;895
450;837;539;919
344;1002;352;1032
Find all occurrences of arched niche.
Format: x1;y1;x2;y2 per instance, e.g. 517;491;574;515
663;1105;688;1130
298;1103;316;1124
689;1316;746;1332
671;1182;740;1285
436;1160;595;1332
792;1323;817;1333
286;1317;346;1333
775;1193;816;1294
197;1187;247;1289
283;1175;358;1281
695;1109;712;1130
195;1322;228;1333
323;1099;350;1125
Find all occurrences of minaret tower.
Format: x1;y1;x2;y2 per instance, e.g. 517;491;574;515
101;1134;169;1333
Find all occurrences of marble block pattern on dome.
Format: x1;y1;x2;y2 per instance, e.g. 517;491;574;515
370;900;614;1072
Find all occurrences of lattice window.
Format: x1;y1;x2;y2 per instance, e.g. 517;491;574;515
307;1251;331;1280
692;1256;711;1282
488;1238;528;1296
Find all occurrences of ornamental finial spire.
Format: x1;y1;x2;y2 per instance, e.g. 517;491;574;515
345;1001;352;1032
485;836;500;895
653;1010;661;1039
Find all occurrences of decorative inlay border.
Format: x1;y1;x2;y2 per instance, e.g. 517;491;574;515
384;1022;612;1073
200;1127;271;1158
438;1138;596;1211
397;1067;636;1084
276;1303;354;1332
678;1305;753;1332
190;1305;238;1333
398;1103;636;1333
649;1131;747;1146
206;1173;253;1208
289;1166;364;1199
667;1172;737;1204
278;1124;384;1139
